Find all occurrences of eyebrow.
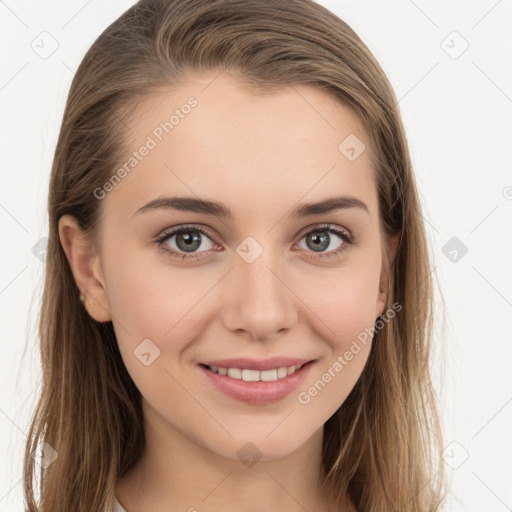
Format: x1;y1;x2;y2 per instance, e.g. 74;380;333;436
133;194;370;219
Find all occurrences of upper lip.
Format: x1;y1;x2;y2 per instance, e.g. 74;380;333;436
200;357;314;371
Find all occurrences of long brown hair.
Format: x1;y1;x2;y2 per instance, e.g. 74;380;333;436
23;0;447;510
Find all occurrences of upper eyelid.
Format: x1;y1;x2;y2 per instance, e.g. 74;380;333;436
296;223;351;239
156;224;217;244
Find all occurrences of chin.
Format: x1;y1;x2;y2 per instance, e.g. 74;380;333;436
212;431;316;464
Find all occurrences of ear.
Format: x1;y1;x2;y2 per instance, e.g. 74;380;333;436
375;233;400;318
58;214;111;323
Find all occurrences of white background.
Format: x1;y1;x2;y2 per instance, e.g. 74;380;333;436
1;1;511;510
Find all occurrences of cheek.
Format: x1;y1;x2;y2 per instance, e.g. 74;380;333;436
105;248;220;369
296;260;381;349
290;262;380;407
106;264;212;418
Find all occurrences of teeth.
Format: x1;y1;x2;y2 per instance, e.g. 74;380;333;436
208;364;304;381
242;369;260;381
227;368;242;379
260;369;277;381
277;367;288;378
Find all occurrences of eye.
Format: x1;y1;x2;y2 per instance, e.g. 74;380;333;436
294;224;353;260
155;225;219;260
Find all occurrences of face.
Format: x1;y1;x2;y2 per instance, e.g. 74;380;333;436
62;70;393;462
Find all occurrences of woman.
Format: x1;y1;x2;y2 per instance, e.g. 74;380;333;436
23;0;447;510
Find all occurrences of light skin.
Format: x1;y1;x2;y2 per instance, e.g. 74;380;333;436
59;70;398;512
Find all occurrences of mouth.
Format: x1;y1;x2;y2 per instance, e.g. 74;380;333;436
198;358;316;404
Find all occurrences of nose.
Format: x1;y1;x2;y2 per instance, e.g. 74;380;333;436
220;249;298;342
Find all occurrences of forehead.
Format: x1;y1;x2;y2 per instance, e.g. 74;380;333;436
105;71;378;223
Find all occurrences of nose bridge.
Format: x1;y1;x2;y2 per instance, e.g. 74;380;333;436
239;249;281;303
222;236;297;339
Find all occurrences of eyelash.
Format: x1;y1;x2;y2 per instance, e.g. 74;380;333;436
154;223;354;261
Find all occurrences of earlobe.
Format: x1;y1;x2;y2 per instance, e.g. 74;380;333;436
58;215;111;323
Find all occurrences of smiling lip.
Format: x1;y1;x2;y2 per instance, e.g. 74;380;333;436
198;357;316;404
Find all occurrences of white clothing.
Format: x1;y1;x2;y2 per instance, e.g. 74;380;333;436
112;496;127;512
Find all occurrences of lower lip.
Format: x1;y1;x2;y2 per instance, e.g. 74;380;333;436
198;361;315;404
